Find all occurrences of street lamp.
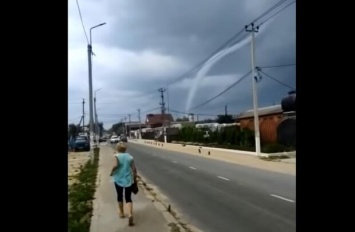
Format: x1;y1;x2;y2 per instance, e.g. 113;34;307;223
94;88;102;146
87;22;106;163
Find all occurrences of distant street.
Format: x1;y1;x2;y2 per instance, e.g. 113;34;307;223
111;142;296;232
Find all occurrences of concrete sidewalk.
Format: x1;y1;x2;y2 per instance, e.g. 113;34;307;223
90;144;170;232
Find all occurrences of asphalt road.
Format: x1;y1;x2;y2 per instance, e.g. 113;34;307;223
112;142;296;232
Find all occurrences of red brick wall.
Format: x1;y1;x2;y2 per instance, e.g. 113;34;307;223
239;113;283;144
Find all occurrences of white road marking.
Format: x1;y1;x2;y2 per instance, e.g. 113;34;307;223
270;194;295;203
189;166;197;170
173;161;178;163
217;176;230;181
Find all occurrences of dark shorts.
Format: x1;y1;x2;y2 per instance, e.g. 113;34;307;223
114;182;133;203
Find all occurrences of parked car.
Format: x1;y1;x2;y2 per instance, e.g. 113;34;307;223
120;135;128;142
73;136;90;151
94;137;106;143
110;135;119;143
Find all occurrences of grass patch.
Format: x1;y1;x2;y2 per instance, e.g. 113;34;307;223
260;155;289;161
68;148;100;232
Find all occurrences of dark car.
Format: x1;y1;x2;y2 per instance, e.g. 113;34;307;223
94;137;106;143
73;136;90;152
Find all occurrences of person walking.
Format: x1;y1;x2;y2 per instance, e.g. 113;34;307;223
110;142;137;226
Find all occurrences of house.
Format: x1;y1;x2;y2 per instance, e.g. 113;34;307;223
236;105;283;144
125;121;146;138
236;91;296;145
145;113;174;128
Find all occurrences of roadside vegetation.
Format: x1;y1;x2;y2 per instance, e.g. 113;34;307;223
68;148;100;232
171;126;294;153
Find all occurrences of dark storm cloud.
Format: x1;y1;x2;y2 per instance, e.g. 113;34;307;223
69;0;295;128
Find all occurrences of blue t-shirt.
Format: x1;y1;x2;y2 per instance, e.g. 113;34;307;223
113;152;134;187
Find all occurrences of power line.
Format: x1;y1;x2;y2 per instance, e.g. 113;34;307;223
129;89;160;98
75;0;89;44
251;0;289;24
169;109;219;117
164;0;294;89
257;68;295;90
68;115;82;121
68;90;157;106
189;70;252;111
260;64;295;68
167;29;247;87
98;113;133;116
257;1;296;27
141;107;161;114
104;0;293;100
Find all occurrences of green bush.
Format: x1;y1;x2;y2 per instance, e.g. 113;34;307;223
68;148;100;232
262;143;291;153
175;125;259;151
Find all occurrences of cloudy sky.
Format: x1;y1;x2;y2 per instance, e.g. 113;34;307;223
68;0;295;129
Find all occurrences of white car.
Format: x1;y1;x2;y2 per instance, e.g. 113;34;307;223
110;135;120;143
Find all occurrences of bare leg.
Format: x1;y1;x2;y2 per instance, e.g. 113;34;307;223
126;202;133;217
118;202;125;218
125;186;134;226
127;202;134;226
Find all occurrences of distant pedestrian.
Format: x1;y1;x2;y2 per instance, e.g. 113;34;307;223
110;142;137;226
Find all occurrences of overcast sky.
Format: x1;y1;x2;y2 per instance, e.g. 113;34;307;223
68;0;295;129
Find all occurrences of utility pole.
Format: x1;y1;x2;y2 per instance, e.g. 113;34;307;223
120;119;124;136
94;88;101;145
82;98;85;133
167;87;170;114
94;97;97;145
246;23;261;156
158;88;167;143
225;104;228;116
87;42;95;155
137;108;141;139
94;97;100;146
124;117;127;136
128;114;131;138
87;22;106;164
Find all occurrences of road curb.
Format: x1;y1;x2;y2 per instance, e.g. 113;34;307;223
137;174;201;232
90;146;103;232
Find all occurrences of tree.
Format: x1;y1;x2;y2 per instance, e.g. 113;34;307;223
202;118;216;123
98;122;104;137
239;129;255;147
225;126;236;145
108;122;123;135
176;116;189;122
68;124;79;139
216;115;235;124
